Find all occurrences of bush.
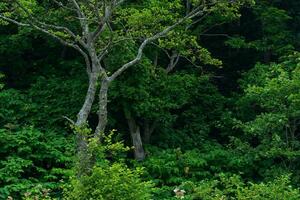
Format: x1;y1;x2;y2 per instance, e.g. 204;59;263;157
65;163;153;200
64;132;154;200
0;127;72;199
178;174;300;200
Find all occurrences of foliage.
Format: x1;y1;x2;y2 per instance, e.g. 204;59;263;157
142;146;300;199
26;72;86;130
0;127;73;199
222;52;300;185
65;163;153;200
226;0;297;59
64;132;154;200
180;174;300;200
0;87;32;127
2;0;300;199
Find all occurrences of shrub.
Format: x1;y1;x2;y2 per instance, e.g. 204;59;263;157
178;174;300;200
0;127;72;199
64;132;154;200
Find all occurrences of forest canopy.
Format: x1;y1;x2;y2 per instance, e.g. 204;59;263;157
1;0;300;199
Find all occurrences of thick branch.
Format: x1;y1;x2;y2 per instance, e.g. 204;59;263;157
76;73;99;126
108;9;201;81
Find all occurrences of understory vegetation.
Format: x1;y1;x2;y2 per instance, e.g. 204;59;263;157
1;0;300;199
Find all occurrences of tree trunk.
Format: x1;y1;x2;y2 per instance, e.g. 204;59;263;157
75;72;98;169
128;118;145;161
70;72;99;177
124;109;145;161
95;77;110;139
76;73;99;126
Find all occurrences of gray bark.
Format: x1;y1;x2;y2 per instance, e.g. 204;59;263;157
124;109;145;161
76;73;99;126
74;72;99;175
94;78;110;139
129;119;145;161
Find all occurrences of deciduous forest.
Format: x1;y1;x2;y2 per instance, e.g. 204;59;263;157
1;0;300;199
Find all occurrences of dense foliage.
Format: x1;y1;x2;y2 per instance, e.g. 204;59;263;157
1;0;300;199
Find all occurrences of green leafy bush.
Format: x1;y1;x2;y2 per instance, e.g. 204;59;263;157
64;132;154;200
27;75;86;130
65;163;153;200
178;174;300;200
0;88;33;127
227;53;300;182
0;127;72;199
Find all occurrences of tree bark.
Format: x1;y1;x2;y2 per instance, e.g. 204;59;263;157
129;119;145;161
74;73;98;159
73;72;99;176
124;109;145;161
94;77;110;139
76;73;99;126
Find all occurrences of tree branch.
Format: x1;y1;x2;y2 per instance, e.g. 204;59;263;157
11;0;88;48
108;9;201;81
91;4;112;42
69;0;89;39
97;21;114;60
1;1;93;68
0;15;30;26
1;14;90;72
116;0;125;6
51;0;77;12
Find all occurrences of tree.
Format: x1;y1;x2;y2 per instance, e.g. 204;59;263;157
0;0;252;165
106;0;252;159
226;0;297;63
